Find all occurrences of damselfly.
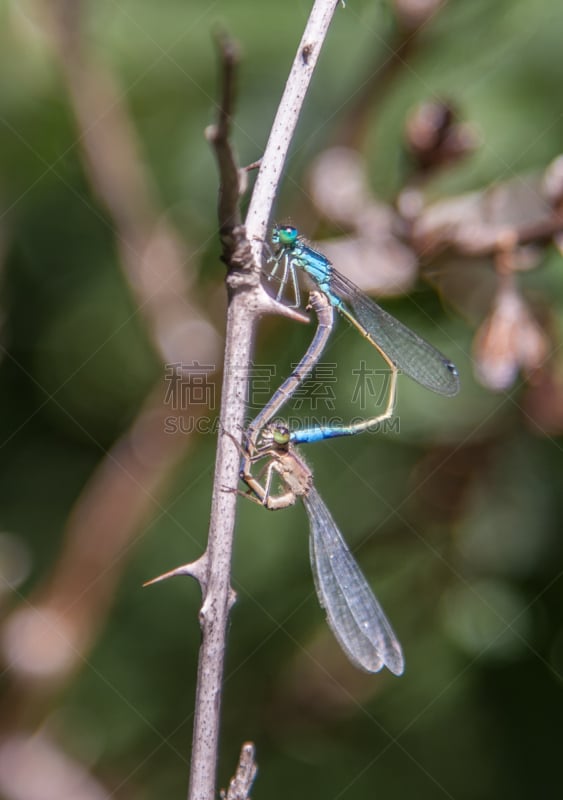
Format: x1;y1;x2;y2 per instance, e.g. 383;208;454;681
241;423;404;676
268;225;459;444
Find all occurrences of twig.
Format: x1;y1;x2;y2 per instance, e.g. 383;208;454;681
205;29;243;251
245;0;345;256
221;743;258;800
464;212;563;255
189;3;343;799
413;206;563;259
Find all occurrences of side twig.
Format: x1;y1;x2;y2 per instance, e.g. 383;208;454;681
221;743;258;800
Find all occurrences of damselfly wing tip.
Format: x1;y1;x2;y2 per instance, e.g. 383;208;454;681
444;360;461;397
386;648;405;676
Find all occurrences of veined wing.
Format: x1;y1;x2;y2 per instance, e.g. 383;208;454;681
329;269;460;397
303;487;404;676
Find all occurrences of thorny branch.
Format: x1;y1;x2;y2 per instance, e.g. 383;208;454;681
188;3;344;799
245;0;345;257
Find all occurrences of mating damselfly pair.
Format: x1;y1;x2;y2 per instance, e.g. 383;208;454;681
239;225;460;676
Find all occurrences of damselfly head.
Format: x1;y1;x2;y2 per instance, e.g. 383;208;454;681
271;424;291;447
259;423;291;450
272;225;299;248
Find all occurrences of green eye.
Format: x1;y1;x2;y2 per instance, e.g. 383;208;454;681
278;226;298;246
272;426;290;446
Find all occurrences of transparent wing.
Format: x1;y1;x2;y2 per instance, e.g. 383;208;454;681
327;270;460;398
303;487;404;675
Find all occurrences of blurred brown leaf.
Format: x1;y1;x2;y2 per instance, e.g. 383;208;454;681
473;282;549;391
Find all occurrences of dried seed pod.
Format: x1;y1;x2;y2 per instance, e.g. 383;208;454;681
473;283;549;391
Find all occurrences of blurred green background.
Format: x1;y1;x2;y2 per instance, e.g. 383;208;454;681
1;0;563;798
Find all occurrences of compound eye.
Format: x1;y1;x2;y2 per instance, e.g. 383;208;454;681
278;226;298;246
272;424;290;446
